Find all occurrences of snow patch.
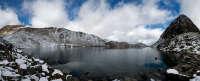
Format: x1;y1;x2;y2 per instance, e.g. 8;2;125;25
20;63;27;69
51;79;63;81
167;69;179;74
39;77;48;81
42;63;49;73
66;75;72;80
0;67;20;77
21;78;31;81
52;69;63;76
190;76;200;81
0;60;9;65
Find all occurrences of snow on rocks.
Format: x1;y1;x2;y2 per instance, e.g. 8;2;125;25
15;58;27;69
34;58;44;63
51;78;63;81
113;79;120;81
160;32;200;54
0;38;71;81
20;63;27;69
190;76;200;81
167;69;179;74
0;67;20;77
66;75;72;80
21;78;31;81
52;69;63;76
150;78;155;81
0;60;9;65
42;63;49;73
39;77;49;81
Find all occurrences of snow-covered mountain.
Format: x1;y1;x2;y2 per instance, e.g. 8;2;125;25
154;14;200;54
0;25;148;49
0;25;106;48
154;14;200;80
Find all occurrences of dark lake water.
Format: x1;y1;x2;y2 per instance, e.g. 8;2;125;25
23;47;167;78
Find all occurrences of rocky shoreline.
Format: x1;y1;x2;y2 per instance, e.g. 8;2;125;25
0;37;73;81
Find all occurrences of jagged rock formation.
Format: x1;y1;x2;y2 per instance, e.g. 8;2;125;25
154;14;200;53
0;37;71;81
154;14;200;80
160;15;200;39
0;25;106;48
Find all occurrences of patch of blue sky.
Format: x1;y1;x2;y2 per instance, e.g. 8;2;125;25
0;0;180;27
157;0;180;16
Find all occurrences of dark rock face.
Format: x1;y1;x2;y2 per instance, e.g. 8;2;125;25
155;15;200;51
155;14;200;80
160;14;200;39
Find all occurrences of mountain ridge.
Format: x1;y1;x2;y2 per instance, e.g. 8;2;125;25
0;25;106;48
160;14;200;39
152;14;200;48
0;25;147;49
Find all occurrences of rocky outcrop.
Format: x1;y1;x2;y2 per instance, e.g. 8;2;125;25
160;14;199;39
0;26;106;48
155;14;200;53
154;14;200;80
0;37;72;81
160;32;200;54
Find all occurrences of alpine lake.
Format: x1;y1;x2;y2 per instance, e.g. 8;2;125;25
23;47;167;80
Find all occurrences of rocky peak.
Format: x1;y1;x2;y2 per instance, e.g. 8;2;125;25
160;14;200;39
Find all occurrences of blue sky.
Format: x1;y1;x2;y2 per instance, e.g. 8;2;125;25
0;0;180;27
0;0;199;44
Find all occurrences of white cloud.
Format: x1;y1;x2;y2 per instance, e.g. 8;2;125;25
180;0;200;28
0;8;20;28
24;0;173;45
67;0;173;45
29;0;68;27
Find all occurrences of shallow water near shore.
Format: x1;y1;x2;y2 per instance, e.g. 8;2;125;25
23;47;167;79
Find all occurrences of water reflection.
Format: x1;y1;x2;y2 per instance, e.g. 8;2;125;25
23;47;166;77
